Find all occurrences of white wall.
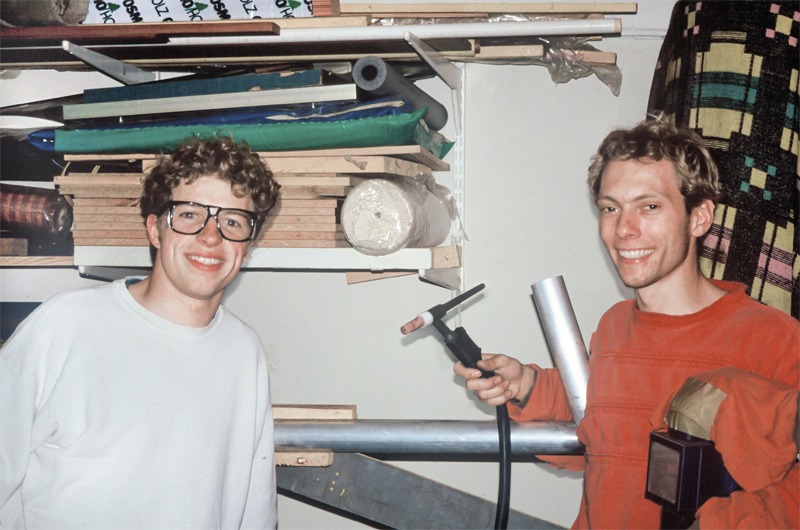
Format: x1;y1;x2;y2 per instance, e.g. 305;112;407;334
0;1;675;527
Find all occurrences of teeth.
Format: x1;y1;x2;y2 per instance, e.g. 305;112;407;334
619;249;653;259
190;255;222;265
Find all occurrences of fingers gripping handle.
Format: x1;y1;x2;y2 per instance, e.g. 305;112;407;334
436;321;494;378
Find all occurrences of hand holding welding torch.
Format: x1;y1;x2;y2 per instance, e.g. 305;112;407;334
454;354;537;408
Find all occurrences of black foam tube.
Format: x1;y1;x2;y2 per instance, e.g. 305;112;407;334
352;55;448;131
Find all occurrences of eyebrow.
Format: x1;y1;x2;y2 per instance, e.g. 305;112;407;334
597;192;664;204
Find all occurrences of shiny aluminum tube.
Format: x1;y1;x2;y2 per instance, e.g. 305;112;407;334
274;420;582;455
531;276;590;424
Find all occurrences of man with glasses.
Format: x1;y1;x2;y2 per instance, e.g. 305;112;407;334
0;137;281;529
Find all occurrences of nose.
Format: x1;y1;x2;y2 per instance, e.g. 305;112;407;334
616;209;640;239
198;213;223;244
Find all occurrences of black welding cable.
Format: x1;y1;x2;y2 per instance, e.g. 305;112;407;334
494;405;512;530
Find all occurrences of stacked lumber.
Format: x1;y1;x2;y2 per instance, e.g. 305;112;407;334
56;146;447;251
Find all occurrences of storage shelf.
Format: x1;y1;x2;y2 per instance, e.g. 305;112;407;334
73;245;460;271
0;256;74;267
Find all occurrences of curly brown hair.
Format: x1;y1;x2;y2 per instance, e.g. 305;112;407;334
587;117;722;212
140;137;280;235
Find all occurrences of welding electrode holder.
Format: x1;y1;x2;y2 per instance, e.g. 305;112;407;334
431;319;494;379
406;284;509;530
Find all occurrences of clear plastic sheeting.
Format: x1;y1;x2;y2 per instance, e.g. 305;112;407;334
341;176;453;256
372;15;622;95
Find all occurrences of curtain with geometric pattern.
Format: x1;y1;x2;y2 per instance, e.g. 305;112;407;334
648;0;799;318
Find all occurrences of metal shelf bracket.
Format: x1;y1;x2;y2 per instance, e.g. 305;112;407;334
404;31;464;136
62;41;156;85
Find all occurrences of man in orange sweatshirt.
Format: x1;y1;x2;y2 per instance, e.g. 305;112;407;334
454;118;799;528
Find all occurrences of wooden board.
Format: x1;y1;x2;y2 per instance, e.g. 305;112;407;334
275;450;334;467
273;404;357;421
0;19;280;43
340;3;637;15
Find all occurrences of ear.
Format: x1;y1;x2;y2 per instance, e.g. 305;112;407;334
689;199;716;238
146;213;162;249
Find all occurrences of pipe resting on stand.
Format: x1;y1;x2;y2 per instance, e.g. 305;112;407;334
274;420;582;456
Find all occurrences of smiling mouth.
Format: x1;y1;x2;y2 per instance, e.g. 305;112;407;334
618;249;654;259
189;255;223;266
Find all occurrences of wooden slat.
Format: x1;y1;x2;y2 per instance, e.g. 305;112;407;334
1;19;280;42
275;450;334;467
346;270;416;284
341;3;637;15
273;404;357;421
0;256;74;266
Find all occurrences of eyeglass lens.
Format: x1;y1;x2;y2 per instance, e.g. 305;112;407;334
170;202;254;241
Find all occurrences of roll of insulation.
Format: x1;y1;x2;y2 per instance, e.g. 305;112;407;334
0;183;72;235
352;56;448;131
341;179;451;256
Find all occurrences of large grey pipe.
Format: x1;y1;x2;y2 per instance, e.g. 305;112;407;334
352;55;448;131
274;420;582;456
531;276;590;424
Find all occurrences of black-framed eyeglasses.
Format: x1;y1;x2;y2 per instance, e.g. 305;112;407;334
159;201;258;242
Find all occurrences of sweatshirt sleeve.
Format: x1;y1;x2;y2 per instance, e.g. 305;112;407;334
240;347;277;530
507;365;574;423
697;464;799;529
0;357;35;528
508;365;585;472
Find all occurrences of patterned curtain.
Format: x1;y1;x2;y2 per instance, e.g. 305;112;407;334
647;0;799;318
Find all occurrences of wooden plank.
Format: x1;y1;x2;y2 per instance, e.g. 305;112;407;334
431;245;461;269
341;3;637;14
1;19;280;42
73;214;145;224
264;207;336;216
274;175;364;186
73;239;148;246
260;223;340;232
257;231;344;241
346;271;416;284
55;174;145;186
273;404;357;421
274;199;339;208
56;186;142;198
73;206;142;215
73;197;141;207
269;156;433;177
278;187;353;199
475;43;545;59
265;215;337;224
73;230;146;239
275;450;334;467
252;240;350;248
0;256;74;266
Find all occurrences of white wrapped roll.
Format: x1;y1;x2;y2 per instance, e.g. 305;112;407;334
341;178;451;256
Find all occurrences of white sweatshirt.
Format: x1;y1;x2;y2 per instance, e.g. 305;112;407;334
0;279;276;529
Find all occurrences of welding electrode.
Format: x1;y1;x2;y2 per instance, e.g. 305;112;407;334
400;312;434;335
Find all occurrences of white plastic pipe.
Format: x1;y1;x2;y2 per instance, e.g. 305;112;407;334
169;18;621;45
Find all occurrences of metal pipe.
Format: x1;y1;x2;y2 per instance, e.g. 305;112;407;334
169;18;621;46
274;420;582;455
531;276;590;424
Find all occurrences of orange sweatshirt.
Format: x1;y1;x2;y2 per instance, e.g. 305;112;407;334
509;281;799;529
